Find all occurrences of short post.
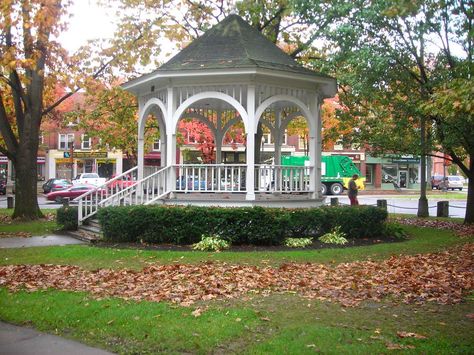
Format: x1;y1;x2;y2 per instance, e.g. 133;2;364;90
330;197;339;206
437;201;449;218
377;199;387;210
62;198;69;207
7;196;14;209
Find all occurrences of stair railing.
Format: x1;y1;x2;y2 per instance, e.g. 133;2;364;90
75;166;173;225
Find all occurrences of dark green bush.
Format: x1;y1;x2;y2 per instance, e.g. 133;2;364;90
57;206;78;231
97;205;388;245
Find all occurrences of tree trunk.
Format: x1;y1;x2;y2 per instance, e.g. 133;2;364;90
464;159;474;224
417;116;429;217
12;139;43;220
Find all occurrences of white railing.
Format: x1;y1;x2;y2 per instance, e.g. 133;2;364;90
174;164;246;192
76;166;172;225
256;164;313;193
75;163;313;225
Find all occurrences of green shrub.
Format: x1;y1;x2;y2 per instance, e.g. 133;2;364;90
98;205;388;246
284;237;313;248
318;226;348;245
383;223;409;239
56;206;78;231
193;234;231;251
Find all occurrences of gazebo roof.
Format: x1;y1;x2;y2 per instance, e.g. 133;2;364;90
123;14;336;97
158;15;322;76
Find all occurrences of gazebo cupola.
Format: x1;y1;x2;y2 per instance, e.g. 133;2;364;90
122;14;337;204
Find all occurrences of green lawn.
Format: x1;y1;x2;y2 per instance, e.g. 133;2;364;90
0;213;473;353
0;226;469;269
0;209;58;236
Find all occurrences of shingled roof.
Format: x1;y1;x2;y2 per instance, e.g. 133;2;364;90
156;14;323;77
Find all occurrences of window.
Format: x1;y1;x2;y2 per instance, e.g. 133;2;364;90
365;164;374;184
152;139;161;151
59;133;74;150
81;134;91;150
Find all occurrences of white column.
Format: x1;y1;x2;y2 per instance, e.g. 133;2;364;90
309;94;322;199
246;85;256;200
166;87;177;193
137;138;144;181
216;110;223;163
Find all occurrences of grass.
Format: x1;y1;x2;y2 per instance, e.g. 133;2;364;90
382;191;467;200
0;209;59;236
0;289;472;354
0;226;471;270
0;212;473;353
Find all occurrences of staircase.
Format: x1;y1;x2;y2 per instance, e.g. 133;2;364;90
73;165;173;231
70;219;102;242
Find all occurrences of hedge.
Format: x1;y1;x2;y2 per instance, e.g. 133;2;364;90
97;205;388;245
57;206;78;231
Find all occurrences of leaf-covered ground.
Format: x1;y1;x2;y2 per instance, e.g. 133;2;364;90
392;217;474;237
1;243;472;308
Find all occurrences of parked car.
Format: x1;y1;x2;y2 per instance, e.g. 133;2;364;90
46;184;106;203
108;174;136;190
0;180;5;195
42;178;72;193
176;176;207;191
431;175;463;191
72;173;107;187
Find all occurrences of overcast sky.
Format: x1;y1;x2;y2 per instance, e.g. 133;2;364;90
58;0;116;53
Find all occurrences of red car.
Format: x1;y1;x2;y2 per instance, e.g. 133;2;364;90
108;174;136;191
46;184;106;203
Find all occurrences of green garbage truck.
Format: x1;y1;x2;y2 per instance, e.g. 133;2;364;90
280;155;365;195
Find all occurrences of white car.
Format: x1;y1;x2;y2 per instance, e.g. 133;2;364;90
445;175;464;191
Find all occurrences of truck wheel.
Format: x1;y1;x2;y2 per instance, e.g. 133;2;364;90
320;184;327;195
330;183;343;195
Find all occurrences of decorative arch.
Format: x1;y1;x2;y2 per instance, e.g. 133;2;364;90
171;91;249;134
254;95;313;133
139;98;167;139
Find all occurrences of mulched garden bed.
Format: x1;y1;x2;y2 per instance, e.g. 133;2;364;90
94;236;403;252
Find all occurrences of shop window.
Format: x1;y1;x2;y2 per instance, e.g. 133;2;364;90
409;168;419;184
59;133;74;150
382;164;398;183
365;164;374;184
81;134;91;150
262;133;271;144
152;139;161;151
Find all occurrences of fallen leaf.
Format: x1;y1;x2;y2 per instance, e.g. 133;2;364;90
397;331;427;339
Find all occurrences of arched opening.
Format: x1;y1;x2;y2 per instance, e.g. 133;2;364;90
173;97;247;192
138;100;167;181
254;98;313;193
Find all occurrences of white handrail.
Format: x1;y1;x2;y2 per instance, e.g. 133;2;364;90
75;166;174;225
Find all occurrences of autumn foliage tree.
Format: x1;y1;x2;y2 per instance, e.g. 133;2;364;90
0;0;73;219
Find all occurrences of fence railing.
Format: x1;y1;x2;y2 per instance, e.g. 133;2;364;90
256;164;313;193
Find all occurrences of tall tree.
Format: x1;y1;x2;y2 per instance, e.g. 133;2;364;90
295;0;474;223
0;0;72;219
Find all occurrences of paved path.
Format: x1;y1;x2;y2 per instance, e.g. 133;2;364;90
0;235;85;248
0;321;115;355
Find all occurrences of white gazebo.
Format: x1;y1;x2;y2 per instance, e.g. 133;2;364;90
76;14;337;224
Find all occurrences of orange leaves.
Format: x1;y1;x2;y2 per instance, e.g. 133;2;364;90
0;244;472;307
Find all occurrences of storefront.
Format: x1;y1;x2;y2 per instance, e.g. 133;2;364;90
367;155;421;190
46;150;123;180
0;155;45;181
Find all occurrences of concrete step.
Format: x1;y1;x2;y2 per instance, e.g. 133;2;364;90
69;219;102;243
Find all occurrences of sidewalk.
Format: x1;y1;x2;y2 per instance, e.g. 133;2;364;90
0;321;114;355
0;235;85;248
